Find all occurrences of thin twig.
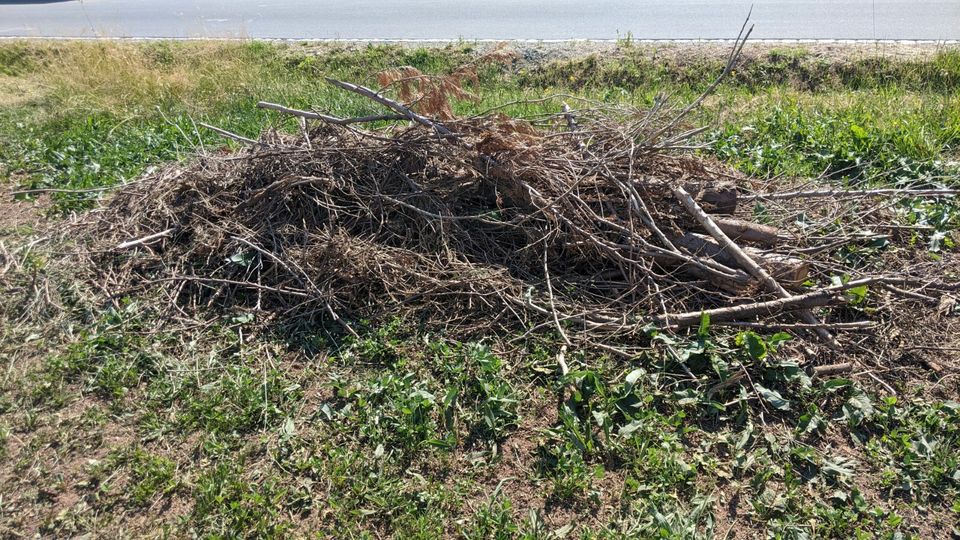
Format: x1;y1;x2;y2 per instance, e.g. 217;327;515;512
116;228;175;250
257;101;408;125
199;122;264;147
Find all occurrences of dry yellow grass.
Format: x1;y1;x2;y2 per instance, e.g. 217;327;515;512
4;40;272;115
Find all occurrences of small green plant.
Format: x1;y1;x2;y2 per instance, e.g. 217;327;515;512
43;300;159;403
191;461;293;538
180;362;303;436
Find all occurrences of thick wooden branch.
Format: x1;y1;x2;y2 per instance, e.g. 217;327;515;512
654;277;881;329
712;217;786;246
669;231;809;288
672;185;840;348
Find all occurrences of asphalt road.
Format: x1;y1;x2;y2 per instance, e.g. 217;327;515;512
1;0;958;41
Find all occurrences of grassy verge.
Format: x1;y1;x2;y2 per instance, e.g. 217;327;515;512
1;40;959;539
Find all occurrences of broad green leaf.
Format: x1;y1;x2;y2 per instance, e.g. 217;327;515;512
740;331;768;360
845;284;869;305
822;378;853;391
624;368;644;388
756;384;791;411
618;420;643;438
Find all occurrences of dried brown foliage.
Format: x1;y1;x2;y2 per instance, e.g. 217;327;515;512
375;43;516;120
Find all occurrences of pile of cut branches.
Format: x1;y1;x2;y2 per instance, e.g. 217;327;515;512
77;34;959;363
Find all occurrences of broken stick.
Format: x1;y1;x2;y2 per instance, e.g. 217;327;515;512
116;228;175;250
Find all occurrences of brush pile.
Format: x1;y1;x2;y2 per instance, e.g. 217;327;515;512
79;40;959;358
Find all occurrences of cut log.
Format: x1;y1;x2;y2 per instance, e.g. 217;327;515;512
671;260;753;293
713;217;786;246
685;183;738;214
668;231;809;288
672;185;840;348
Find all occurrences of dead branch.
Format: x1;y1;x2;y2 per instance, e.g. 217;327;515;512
116;228;175;250
672;184;839;348
256;101;408;125
324;78;456;138
654;277;884;329
198;122;264;147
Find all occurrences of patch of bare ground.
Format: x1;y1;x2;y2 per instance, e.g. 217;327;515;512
0;394;137;537
467;392;554;516
712;485;766;540
462;390;630;534
0;178;50;235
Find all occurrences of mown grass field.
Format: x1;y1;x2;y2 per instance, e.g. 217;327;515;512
1;40;959;539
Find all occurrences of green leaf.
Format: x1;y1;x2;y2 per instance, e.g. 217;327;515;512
842;389;875;426
698;312;711;337
227;250;254;266
797;412;825;435
231;312;254;324
756;384;791;411
624;368;644;389
845;284;869;305
739;331;768;360
928;230;947;252
280;417;296;439
822;378;853;392
768;332;792;349
618;420;643;438
850;124;868;140
823;456;856;480
672;388;700;406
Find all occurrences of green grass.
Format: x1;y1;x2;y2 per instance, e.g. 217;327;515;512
1;40;959;538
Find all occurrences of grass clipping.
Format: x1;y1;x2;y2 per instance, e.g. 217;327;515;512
77;61;959;355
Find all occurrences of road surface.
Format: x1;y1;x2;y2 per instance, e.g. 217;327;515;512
1;0;958;41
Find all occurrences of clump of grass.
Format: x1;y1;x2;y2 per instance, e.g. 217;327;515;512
191;461;294;538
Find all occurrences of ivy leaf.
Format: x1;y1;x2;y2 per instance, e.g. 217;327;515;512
756;384;791;411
